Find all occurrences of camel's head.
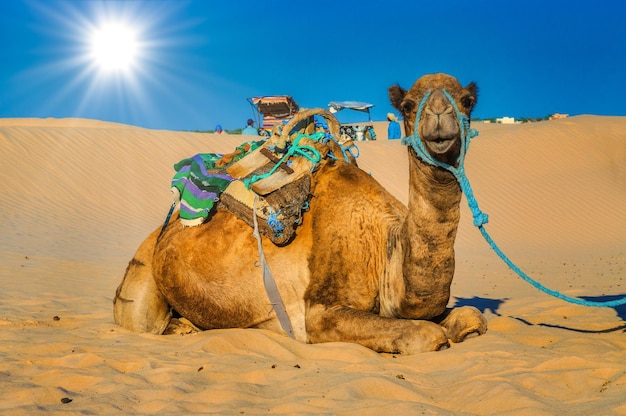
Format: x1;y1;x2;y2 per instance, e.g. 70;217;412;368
389;73;477;166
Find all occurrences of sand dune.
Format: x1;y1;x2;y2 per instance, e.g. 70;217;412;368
1;116;625;415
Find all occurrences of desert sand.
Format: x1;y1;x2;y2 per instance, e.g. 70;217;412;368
1;115;625;415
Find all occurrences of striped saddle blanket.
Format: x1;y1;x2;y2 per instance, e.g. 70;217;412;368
171;140;264;227
169;138;312;246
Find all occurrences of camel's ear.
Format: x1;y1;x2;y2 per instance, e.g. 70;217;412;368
465;81;478;98
388;85;407;112
461;82;478;113
389;84;416;117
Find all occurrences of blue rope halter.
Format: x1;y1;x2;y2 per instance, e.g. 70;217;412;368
403;90;626;308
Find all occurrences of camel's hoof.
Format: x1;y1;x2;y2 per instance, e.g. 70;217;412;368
459;329;481;342
439;306;488;343
436;340;451;351
163;317;201;335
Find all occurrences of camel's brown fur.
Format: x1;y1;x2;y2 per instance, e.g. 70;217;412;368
113;227;171;334
114;73;487;354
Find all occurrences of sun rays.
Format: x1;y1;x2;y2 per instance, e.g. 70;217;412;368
15;1;208;128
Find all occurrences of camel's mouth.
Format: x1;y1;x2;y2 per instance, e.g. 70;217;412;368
425;137;457;154
419;104;461;156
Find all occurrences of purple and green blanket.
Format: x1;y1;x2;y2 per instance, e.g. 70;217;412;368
171;140;264;226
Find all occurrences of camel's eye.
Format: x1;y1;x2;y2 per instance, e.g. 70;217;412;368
400;99;416;115
460;95;475;110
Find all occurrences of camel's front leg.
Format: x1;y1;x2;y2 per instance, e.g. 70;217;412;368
305;304;450;354
435;306;488;343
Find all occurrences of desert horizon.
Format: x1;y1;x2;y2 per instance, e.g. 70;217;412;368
1;114;625;415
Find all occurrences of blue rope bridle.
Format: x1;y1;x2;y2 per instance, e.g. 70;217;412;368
403;90;626;307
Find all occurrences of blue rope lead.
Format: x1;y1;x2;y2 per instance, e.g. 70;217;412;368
404;89;626;308
477;226;626;307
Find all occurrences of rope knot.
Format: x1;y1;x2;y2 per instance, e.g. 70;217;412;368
473;212;489;227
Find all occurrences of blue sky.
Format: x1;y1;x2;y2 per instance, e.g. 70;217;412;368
1;0;625;131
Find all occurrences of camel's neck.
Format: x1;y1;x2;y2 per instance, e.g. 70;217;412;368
399;148;462;319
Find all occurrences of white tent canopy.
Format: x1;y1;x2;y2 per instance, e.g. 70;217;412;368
328;101;374;113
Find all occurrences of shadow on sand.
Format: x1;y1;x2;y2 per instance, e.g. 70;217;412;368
512;294;626;334
453;294;626;333
452;296;509;316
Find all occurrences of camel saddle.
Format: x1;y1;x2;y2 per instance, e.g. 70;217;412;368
219;108;356;245
169;108;356;246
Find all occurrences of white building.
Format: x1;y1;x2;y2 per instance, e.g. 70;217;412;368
496;116;516;124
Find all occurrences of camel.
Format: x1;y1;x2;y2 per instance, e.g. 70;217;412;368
113;73;488;354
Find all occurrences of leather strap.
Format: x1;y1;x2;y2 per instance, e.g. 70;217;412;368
252;196;296;338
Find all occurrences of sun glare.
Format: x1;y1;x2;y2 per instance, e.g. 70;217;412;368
24;0;207;128
90;23;138;72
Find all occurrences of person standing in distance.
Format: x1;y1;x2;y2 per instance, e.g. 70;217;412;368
241;119;259;136
387;113;401;140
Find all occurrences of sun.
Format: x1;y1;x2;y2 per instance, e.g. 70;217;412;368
90;23;139;72
23;0;207;128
